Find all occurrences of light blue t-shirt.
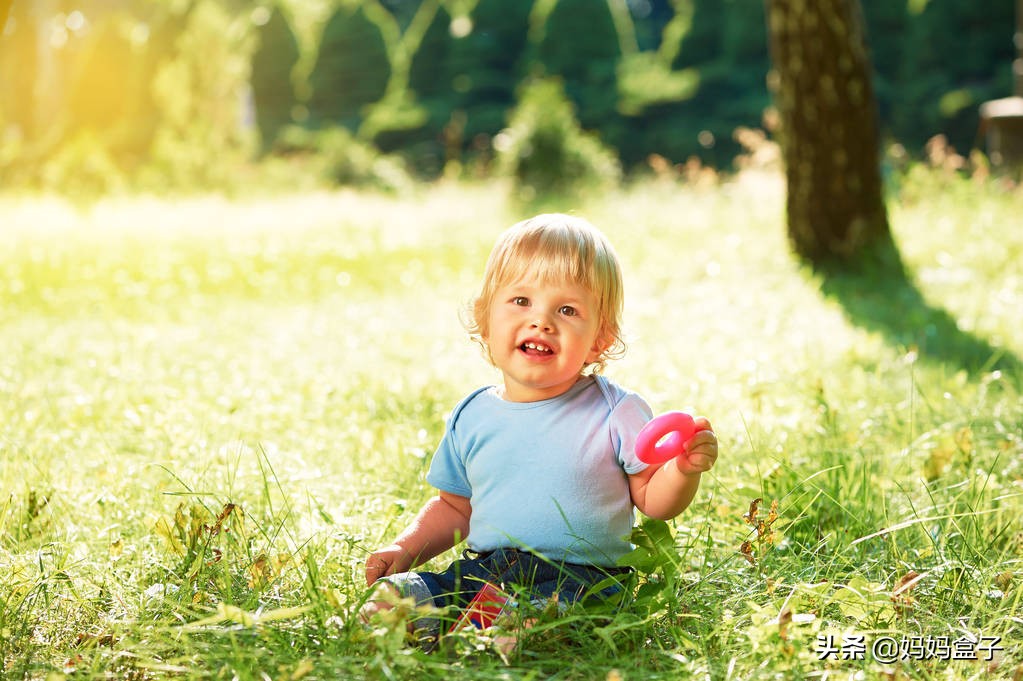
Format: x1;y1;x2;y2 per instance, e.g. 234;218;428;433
426;375;652;566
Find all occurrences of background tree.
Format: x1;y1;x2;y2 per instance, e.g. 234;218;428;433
889;0;1016;150
373;0;450;171
447;0;533;144
251;5;300;152
147;0;254;189
631;0;770;168
765;0;891;264
1;0;1017;195
495;78;621;200
307;3;390;130
387;0;536;174
398;1;452;167
536;0;624;148
0;0;42;184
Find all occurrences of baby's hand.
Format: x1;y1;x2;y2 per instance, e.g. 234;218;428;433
677;416;718;475
365;544;413;585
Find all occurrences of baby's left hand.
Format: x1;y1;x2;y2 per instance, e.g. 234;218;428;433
676;416;718;475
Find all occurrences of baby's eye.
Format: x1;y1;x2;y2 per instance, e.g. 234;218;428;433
558;305;578;317
512;296;529;306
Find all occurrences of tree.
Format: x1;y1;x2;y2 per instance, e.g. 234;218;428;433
447;0;533;141
537;0;623;142
307;3;390;130
764;0;891;264
379;1;452;168
890;0;1016;152
394;0;535;172
495;78;621;200
0;0;41;155
251;6;300;152
147;0;255;189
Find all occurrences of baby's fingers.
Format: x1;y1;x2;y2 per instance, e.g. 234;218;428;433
686;429;717;454
684;438;718;470
688;451;717;470
365;555;394;585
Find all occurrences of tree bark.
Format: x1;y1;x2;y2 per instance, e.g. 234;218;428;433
765;0;891;265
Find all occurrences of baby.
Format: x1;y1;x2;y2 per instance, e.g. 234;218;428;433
363;213;718;639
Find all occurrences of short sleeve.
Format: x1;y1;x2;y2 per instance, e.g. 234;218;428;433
610;392;653;474
425;416;473;497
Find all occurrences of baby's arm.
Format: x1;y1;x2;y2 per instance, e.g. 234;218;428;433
628;416;718;520
365;491;471;585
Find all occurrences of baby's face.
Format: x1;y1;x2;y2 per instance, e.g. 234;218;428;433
483;275;606;402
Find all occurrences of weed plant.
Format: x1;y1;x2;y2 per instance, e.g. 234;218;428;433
0;174;1020;679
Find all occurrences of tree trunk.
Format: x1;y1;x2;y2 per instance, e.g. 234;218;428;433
765;0;891;265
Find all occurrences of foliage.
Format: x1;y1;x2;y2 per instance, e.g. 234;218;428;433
446;0;533;141
616;52;700;117
144;1;257;191
38;132;127;197
536;0;622;138
494;79;622;201
251;5;301;153
0;3;37;145
63;14;160;169
365;0;450;172
0;3;156;192
302;0;1015;171
406;3;453;109
392;0;536;176
379;0;535;175
0;1;258;196
0;0;1018;196
883;0;1016;150
306;2;391;130
275;125;413;192
618;0;772;168
380;1;453;172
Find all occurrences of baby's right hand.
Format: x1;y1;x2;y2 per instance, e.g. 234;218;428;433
365;544;413;585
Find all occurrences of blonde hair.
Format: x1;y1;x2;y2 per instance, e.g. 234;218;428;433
465;213;626;373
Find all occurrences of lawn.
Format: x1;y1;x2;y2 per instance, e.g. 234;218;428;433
1;173;1020;679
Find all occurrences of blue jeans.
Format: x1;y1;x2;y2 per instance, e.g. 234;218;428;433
381;548;633;637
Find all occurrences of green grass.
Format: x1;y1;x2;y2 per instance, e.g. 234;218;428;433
1;174;1021;679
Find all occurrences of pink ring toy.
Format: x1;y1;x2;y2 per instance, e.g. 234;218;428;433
635;411;698;464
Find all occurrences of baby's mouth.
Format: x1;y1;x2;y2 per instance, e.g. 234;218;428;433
520;341;554;355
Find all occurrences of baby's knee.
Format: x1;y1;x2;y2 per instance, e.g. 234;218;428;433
359;581;401;622
361;573;443;643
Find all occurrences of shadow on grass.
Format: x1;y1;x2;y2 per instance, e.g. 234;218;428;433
814;235;1022;381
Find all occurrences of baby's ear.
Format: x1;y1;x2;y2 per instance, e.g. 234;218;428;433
479;338;496;366
588;326;614;361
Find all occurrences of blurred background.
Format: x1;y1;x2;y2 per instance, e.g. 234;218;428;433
0;0;1016;198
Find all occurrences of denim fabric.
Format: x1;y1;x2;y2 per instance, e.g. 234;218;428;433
382;548;633;637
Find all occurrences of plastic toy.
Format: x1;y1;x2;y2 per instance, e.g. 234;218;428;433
635;411;698;464
448;582;509;632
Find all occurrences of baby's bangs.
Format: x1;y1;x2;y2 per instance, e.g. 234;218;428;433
492;223;602;293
